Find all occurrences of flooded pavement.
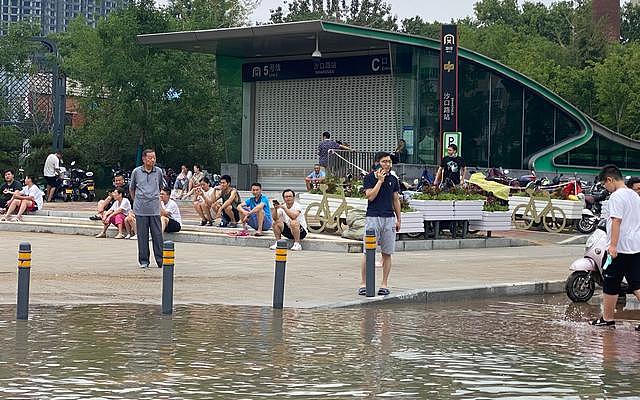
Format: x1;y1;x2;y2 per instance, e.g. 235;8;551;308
1;294;639;399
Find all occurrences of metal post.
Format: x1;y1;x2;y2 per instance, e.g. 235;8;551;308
365;229;376;297
273;240;288;309
16;242;31;320
162;241;175;315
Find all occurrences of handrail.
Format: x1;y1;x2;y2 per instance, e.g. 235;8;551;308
327;150;376;178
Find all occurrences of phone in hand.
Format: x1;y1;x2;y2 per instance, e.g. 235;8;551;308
272;199;280;207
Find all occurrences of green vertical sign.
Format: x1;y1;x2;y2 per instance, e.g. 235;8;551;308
443;132;462;157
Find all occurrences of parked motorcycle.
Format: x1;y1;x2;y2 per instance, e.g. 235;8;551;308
58;166;74;202
576;182;608;234
565;220;632;302
69;161;95;202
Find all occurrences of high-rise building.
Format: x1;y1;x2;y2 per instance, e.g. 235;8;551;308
1;0;129;35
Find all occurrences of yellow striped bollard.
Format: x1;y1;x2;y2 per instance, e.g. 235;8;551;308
364;229;377;297
16;242;31;320
162;241;175;315
273;240;288;309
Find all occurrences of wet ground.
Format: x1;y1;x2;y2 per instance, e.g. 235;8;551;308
1;294;639;399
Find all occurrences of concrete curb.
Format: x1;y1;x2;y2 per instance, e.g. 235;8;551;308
321;280;566;308
1;213;538;253
558;235;588;245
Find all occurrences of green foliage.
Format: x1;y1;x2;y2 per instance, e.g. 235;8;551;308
269;0;397;30
483;196;509;212
413;185;485;201
0;126;22;173
0;22;41;74
622;2;640;43
309;174;366;198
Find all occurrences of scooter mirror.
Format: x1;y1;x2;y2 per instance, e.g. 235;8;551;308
503;169;510;175
71;161;76;166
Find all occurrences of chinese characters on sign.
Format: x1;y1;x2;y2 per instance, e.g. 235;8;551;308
242;55;393;82
440;24;458;136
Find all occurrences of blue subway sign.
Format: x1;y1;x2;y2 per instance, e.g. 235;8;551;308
242;54;392;82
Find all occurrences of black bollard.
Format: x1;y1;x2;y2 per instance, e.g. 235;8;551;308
364;229;376;297
273;240;288;309
162;241;175;315
16;242;31;320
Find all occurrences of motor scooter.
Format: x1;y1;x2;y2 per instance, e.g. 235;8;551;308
566;220;632;302
69;161;95;202
576;182;608;234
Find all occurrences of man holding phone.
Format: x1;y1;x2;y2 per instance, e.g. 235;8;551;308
1;169;22;212
358;152;401;297
270;189;307;251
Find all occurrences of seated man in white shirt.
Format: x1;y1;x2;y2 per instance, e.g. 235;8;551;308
183;177;217;226
270;189;307;251
95;187;132;239
160;187;182;233
0;174;44;222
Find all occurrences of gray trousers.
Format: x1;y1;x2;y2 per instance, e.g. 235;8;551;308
135;215;163;267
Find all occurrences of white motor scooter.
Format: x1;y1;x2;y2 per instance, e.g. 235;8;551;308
566;220;630;302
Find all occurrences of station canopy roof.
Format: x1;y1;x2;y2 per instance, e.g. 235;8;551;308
136;20;425;58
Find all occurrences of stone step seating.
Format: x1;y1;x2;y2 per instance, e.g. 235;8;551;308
0;210;363;253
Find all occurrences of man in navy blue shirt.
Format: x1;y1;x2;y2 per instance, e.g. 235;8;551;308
358;151;401;296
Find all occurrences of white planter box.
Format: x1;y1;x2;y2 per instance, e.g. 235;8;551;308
509;196;583;220
299;193;368;213
398;211;424;234
453;200;484;220
409;199;455;221
469;211;513;231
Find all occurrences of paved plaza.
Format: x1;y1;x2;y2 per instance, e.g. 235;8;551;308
0;231;584;308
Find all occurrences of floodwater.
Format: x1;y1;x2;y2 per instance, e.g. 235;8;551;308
1;295;639;399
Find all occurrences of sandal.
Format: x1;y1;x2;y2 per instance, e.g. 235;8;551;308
377;287;390;296
358;287;366;296
590;316;615;327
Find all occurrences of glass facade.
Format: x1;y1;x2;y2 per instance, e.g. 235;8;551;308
385;44;640;171
559;133;640;169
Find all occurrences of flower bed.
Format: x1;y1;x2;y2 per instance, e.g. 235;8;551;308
409;199;455;221
453;200;484;220
398;211;424;234
469;211;512;231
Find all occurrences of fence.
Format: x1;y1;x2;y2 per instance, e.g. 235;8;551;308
326;150;376;178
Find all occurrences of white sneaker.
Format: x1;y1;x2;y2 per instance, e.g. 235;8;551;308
269;242;278;250
291;242;302;251
129;235;137;240
138;263;149;269
124;234;131;239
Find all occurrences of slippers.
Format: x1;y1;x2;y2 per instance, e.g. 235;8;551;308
253;231;264;237
358;287;366;296
377;287;390;296
226;230;250;237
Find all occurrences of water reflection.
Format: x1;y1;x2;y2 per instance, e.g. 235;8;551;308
0;295;639;398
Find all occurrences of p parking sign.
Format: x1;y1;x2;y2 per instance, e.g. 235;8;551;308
442;132;462;157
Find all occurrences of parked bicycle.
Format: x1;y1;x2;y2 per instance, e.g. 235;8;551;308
511;185;567;233
304;184;355;234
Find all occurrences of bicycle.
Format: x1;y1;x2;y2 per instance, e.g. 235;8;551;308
511;185;567;233
304;184;355;234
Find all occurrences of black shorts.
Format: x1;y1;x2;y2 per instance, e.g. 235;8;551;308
602;252;640;295
165;218;181;233
221;207;240;223
45;176;58;187
282;223;307;240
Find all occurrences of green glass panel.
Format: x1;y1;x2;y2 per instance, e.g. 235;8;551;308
627;148;640;169
555;110;581;142
490;74;523;169
598;135;626;167
523;89;554;166
216;55;243;164
415;48;439;166
567;135;598;166
459;60;489;168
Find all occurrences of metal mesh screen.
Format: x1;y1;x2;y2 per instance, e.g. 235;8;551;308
254;75;397;166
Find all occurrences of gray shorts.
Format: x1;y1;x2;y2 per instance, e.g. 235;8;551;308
363;216;397;255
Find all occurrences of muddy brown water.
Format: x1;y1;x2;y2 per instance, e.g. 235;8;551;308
1;295;639;399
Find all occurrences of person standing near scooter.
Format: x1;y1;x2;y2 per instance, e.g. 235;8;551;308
43;150;62;202
591;165;640;331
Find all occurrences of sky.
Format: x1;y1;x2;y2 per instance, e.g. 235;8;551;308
249;0;555;24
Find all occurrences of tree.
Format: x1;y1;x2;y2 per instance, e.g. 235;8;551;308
622;2;640;43
269;0;397;31
55;0;249;173
593;43;640;139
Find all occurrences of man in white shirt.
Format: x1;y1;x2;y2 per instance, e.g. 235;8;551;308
591;165;640;331
0;174;44;222
43;151;62;202
160;187;182;233
270;189;307;251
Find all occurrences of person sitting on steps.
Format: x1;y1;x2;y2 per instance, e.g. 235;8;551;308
212;174;241;228
95;187;131;239
270;189;306;251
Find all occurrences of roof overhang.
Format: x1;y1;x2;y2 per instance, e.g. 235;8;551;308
137;20;393;59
